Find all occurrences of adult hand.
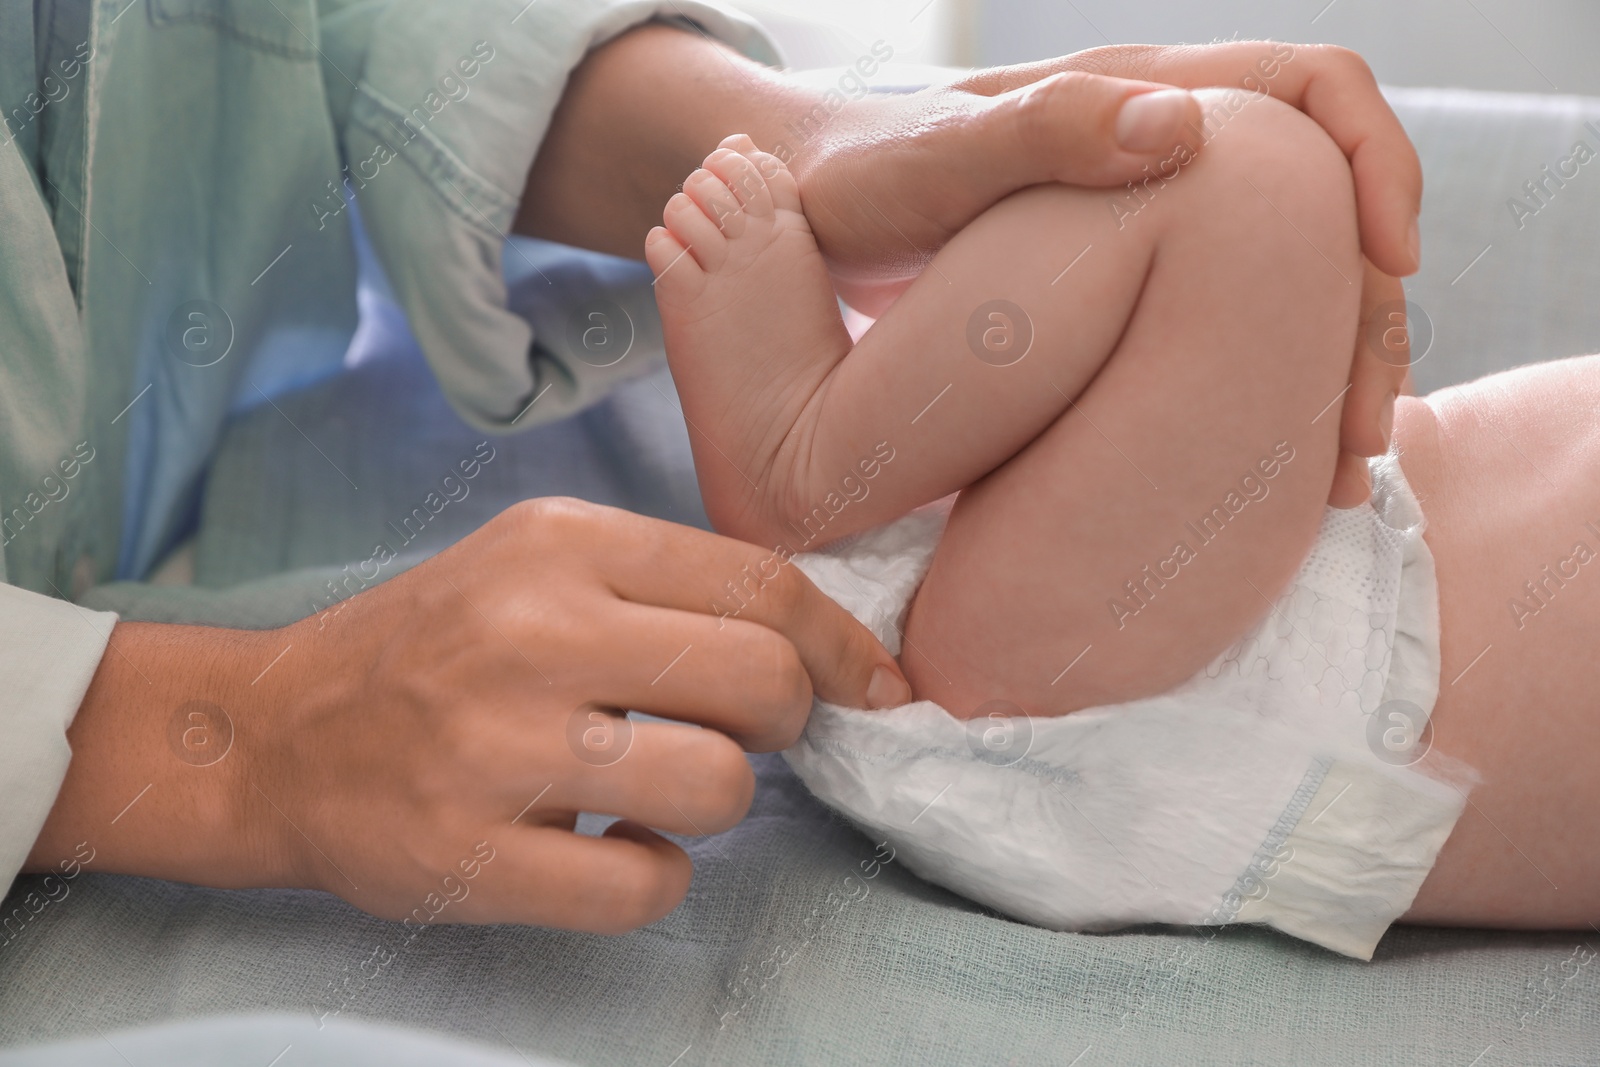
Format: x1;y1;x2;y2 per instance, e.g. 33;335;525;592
791;41;1419;507
1331;257;1411;506
30;498;909;934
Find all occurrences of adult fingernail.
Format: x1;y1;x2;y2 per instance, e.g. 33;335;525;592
866;665;911;709
1380;392;1396;449
1406;217;1421;269
1115;89;1193;153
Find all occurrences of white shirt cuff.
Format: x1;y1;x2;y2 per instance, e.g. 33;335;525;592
0;583;117;888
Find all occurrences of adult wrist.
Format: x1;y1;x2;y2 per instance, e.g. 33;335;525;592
237;609;365;895
25;621;307;892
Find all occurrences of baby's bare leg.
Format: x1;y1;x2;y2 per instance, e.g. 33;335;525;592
1392;359;1600;928
645;92;1359;717
898;92;1362;715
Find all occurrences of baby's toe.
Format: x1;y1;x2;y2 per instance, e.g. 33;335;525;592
748;151;801;215
663;190;729;271
645;226;704;298
703;148;774;219
682;167;747;240
717;133;760;155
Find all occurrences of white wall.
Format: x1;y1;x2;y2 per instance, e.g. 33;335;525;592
728;0;1598;94
975;0;1600;95
728;0;966;69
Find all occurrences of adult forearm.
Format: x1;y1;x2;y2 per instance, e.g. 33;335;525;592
515;23;815;257
24;622;294;889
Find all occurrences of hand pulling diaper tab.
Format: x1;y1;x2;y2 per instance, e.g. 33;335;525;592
785;452;1475;960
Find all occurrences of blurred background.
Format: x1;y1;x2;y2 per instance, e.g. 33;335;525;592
731;0;1600;94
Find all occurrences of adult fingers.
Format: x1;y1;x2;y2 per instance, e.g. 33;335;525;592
1327;448;1374;509
521;499;909;710
1342;259;1408;460
450;822;691;933
541;719;757;836
580;602;815;751
956;42;1423;278
617;552;911;711
958;71;1207;190
1283;43;1423;278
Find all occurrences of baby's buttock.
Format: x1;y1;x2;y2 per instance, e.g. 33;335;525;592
1391;367;1600;925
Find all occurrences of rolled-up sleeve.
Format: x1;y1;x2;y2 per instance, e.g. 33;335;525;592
0;584;116;884
334;0;781;431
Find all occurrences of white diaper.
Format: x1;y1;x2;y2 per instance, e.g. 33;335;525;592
785;453;1473;959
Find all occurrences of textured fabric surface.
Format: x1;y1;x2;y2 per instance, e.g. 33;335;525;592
2;747;1596;1064
4;87;1600;1064
0;1014;564;1066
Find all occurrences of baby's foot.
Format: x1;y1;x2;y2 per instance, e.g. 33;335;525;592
645;136;854;541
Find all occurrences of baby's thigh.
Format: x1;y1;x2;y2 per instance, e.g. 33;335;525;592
902;419;1338;718
1397;358;1600;927
898;95;1361;718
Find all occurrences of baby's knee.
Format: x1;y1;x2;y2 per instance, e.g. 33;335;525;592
1167;88;1359;255
1193;88;1348;181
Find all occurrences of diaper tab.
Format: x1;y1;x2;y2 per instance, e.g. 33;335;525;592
1229;759;1467;960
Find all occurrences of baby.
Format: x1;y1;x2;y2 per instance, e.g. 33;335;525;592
644;89;1600;954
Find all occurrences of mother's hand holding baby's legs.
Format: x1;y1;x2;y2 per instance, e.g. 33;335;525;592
27;500;909;932
520;29;1411;508
798;42;1416;509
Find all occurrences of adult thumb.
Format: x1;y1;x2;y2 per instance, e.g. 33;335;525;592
965;71;1206;189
